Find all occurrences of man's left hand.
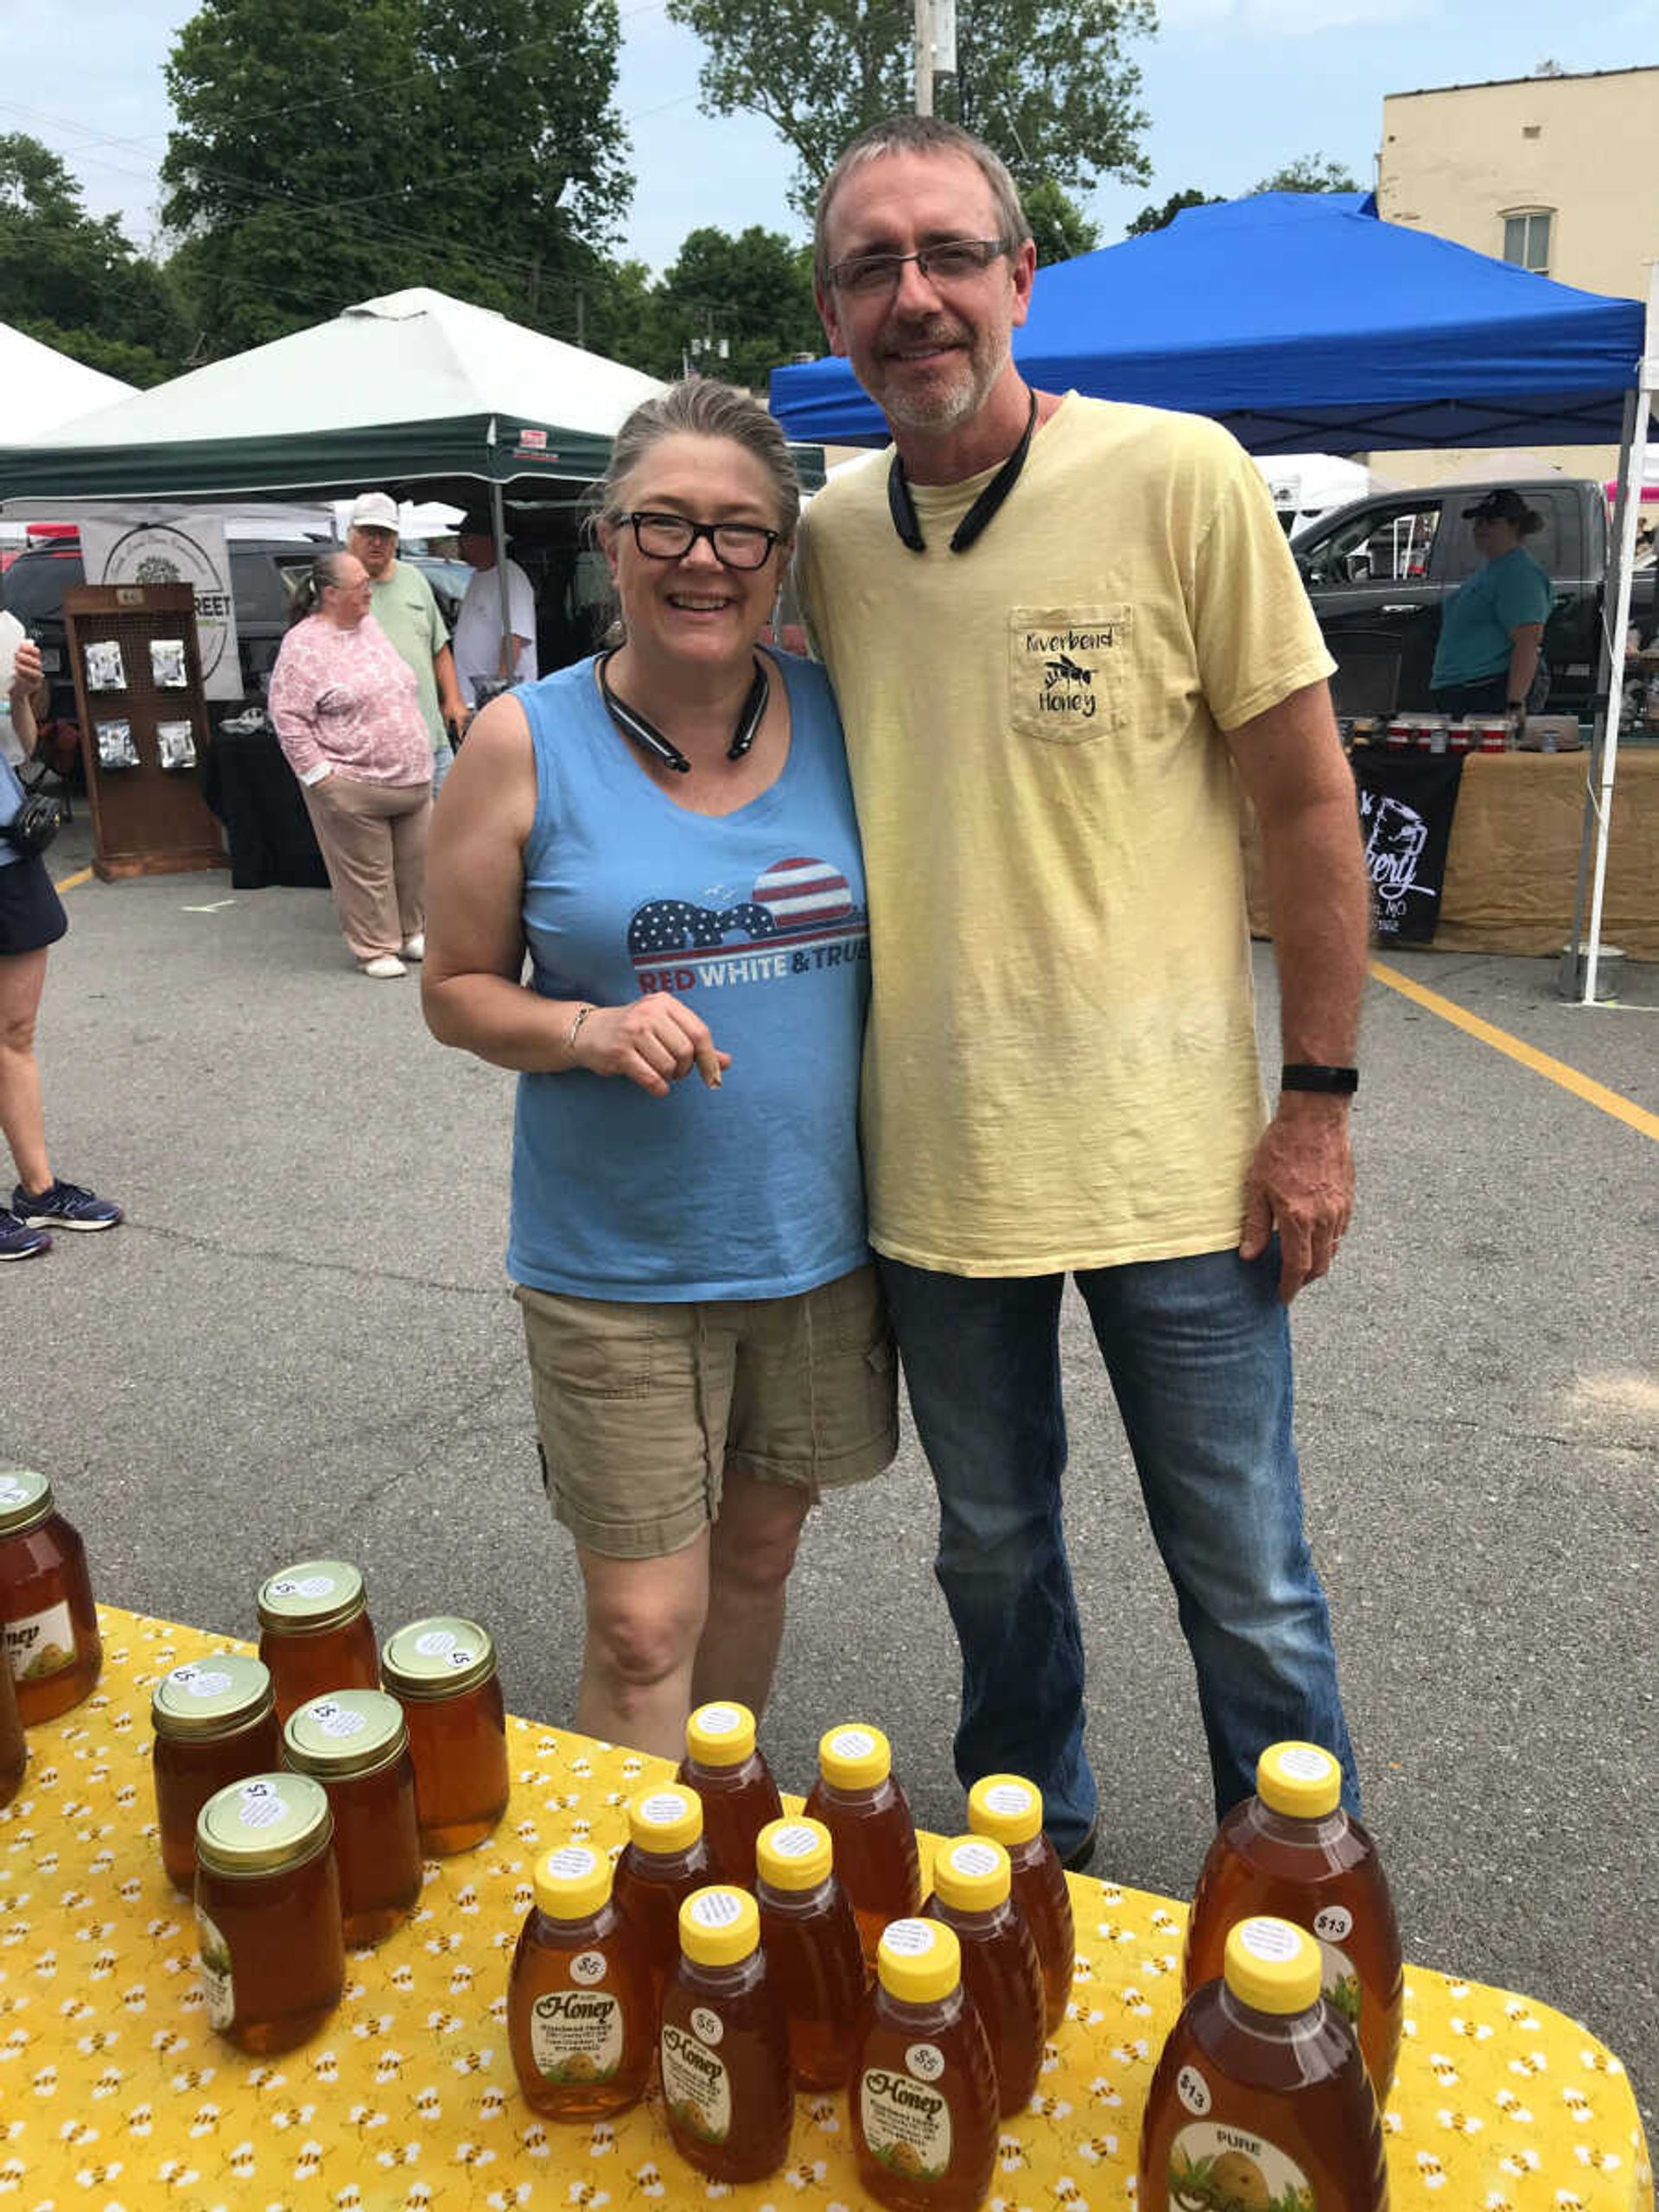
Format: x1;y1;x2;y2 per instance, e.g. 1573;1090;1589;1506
1238;1095;1354;1303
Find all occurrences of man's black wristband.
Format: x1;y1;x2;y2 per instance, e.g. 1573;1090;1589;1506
1281;1063;1359;1095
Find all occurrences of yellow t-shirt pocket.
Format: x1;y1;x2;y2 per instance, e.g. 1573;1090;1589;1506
1007;604;1132;745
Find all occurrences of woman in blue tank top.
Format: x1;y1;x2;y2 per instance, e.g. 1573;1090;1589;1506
423;381;896;1759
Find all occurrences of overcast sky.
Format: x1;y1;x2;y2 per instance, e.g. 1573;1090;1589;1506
3;0;1652;284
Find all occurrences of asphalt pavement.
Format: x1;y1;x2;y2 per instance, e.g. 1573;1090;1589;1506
7;817;1656;2126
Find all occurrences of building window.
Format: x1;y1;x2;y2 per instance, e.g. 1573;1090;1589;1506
1503;210;1552;274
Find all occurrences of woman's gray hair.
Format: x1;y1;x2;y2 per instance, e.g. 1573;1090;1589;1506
596;378;802;539
288;550;352;626
813;116;1033;292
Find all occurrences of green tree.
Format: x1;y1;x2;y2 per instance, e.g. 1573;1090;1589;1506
1252;154;1360;194
1125;186;1223;237
0;133;183;372
1024;181;1100;265
664;0;1153;219
653;226;822;389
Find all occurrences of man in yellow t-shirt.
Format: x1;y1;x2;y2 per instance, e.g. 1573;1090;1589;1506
797;118;1370;1868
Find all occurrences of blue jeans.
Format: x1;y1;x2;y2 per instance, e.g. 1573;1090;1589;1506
879;1246;1358;1857
429;738;455;797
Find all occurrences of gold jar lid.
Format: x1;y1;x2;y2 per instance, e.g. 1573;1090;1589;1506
256;1560;366;1636
380;1617;495;1700
152;1653;274;1741
0;1468;54;1539
196;1771;333;1877
283;1689;408;1781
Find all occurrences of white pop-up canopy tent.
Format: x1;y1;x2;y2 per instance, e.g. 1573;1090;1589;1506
1;322;135;443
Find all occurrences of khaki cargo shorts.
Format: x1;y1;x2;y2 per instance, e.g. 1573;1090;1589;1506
516;1262;899;1560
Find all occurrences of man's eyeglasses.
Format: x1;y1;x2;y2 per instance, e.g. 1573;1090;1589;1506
828;237;1010;296
614;512;782;570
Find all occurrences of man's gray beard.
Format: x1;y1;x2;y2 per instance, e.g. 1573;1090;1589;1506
875;339;1006;435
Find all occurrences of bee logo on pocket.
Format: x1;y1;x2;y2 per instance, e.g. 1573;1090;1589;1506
1010;607;1129;743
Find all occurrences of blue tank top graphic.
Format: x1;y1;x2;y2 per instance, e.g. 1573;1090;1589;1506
509;652;872;1300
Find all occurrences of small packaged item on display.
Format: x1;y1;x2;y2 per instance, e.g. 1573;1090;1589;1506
1447;719;1475;754
1475;716;1510;752
611;1785;713;2009
803;1721;922;1963
753;1815;869;2090
1181;1738;1402;2101
283;1688;423;1945
150;638;189;688
0;1466;103;1724
850;1916;1000;2212
966;1771;1075;2033
1139;1916;1387;2211
256;1559;379;1725
925;1834;1046;2115
86;639;126;690
1384;718;1413;750
95;718;139;769
156;720;198;770
150;1652;283;1893
507;1841;655;2121
677;1700;783;1887
194;1770;346;2054
660;1885;794;2183
380;1615;510;1853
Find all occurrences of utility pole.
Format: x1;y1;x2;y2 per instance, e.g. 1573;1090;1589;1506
914;0;933;115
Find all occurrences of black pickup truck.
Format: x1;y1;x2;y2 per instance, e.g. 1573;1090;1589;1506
1288;477;1656;716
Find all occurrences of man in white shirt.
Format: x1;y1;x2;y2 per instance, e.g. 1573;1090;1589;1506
452;517;537;705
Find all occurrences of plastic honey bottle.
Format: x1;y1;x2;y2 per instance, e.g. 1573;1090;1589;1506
507;1843;655;2121
753;1815;869;2090
966;1772;1074;2033
851;1916;999;2212
611;1784;712;2012
380;1617;511;1853
0;1466;102;1724
256;1560;379;1725
677;1702;782;1887
1140;1916;1387;2211
803;1722;921;1962
925;1834;1045;2116
1182;1740;1403;2102
660;1885;793;2183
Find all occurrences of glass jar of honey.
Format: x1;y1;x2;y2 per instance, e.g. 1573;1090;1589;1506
151;1653;282;1893
0;1466;102;1724
380;1616;509;1853
256;1560;379;1725
283;1688;423;1946
194;1770;346;2053
0;1644;24;1808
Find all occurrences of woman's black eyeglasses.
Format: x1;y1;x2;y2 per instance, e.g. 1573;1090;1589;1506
614;512;782;570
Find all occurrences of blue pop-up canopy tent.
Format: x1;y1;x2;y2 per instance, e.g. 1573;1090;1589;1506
768;192;1644;456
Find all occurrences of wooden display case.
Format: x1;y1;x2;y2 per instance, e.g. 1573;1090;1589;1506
64;582;226;880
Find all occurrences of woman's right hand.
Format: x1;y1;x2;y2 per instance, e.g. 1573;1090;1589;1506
572;995;729;1096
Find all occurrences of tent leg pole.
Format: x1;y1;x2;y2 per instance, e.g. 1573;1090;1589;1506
492;481;512;688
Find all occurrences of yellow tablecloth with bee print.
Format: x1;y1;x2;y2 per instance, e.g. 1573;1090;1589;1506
2;1609;1650;2211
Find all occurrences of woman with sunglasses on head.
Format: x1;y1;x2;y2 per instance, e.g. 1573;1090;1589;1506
423;379;896;1759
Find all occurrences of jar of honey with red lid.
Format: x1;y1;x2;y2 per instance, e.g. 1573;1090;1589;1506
380;1616;509;1853
0;1466;102;1724
283;1688;423;1946
194;1770;346;2053
151;1653;282;1893
256;1560;379;1725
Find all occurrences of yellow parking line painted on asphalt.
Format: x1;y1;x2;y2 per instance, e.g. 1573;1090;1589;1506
1369;957;1659;1142
51;866;93;893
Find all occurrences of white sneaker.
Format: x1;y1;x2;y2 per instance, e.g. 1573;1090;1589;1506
400;932;425;962
360;954;407;978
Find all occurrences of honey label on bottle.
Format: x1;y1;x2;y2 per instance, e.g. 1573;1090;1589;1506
860;2065;953;2182
195;1906;235;2031
530;1989;623;2083
662;2021;732;2143
4;1600;76;1683
1313;1931;1363;2030
1167;2121;1314;2211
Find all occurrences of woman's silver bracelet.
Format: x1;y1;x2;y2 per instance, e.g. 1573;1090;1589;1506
564;1003;597;1059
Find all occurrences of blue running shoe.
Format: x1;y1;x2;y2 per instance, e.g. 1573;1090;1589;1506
0;1207;52;1260
11;1179;123;1232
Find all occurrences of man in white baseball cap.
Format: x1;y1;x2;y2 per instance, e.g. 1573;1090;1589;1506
346;492;468;794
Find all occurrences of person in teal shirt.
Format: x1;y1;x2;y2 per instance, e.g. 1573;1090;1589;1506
1431;488;1554;719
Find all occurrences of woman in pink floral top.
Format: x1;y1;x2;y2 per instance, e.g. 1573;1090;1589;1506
269;550;434;977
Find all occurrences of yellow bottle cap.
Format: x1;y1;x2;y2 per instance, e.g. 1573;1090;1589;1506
1255;1741;1342;1820
877;1916;961;2005
817;1722;892;1791
756;1817;832;1891
932;1834;1011;1912
534;1842;610;1921
966;1772;1043;1847
1224;1916;1322;2015
679;1885;760;1967
685;1700;757;1768
626;1787;702;1853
